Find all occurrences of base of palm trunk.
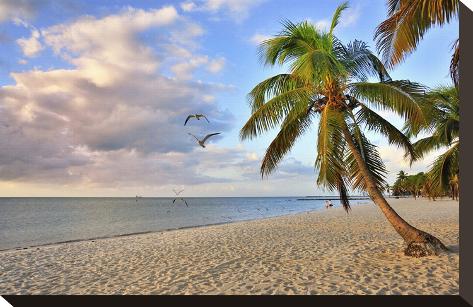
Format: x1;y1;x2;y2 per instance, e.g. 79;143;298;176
404;233;449;257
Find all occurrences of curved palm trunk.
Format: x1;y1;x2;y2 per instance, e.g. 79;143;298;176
341;125;448;257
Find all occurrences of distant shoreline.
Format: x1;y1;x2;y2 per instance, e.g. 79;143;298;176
0;201;370;253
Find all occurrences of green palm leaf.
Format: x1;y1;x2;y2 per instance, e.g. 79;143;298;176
412;135;446;160
240;86;313;140
315;106;346;190
329;1;349;38
356;103;417;161
247;73;308;113
335;39;391;82
348;80;426;125
345;127;387;191
260;102;314;177
374;0;459;68
428;142;459;192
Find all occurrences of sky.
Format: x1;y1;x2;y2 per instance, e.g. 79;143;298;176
0;0;458;197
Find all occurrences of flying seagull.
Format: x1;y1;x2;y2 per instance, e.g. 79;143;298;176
184;114;209;126
173;188;184;196
172;197;189;207
188;132;221;148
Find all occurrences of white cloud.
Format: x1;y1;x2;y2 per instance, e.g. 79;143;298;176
249;33;271;45
39;6;179;86
314;19;330;31
378;144;439;184
17;29;43;57
1;3;321;196
180;1;197;12
0;0;42;22
180;0;266;21
246;152;259;161
202;95;215;103
0;5;236;189
171;55;225;79
340;5;361;28
171;55;210;80
311;4;361;33
207;57;225;73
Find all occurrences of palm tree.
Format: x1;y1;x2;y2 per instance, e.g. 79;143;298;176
394;170;408;196
420;176;439;201
240;2;447;257
385;183;391;196
405;172;427;199
450;174;459;200
374;0;459;86
407;86;459;199
397;170;407;181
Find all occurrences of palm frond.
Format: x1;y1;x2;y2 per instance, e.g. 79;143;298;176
428;142;459;192
345;126;387;191
329;1;349;37
356;103;417;161
240;86;313;140
289;47;345;82
348;80;426;125
406;85;458;139
403;85;458;137
387;0;402;16
257;20;347;83
247;73;307;113
258;20;323;67
450;39;459;87
335;39;391;82
412;135;446;159
260;102;314;177
375;0;459;67
336;174;351;212
315;106;347;190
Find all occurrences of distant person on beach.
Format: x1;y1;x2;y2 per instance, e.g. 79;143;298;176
328;200;333;207
325;200;329;209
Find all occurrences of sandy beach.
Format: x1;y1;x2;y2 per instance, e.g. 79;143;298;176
0;198;459;295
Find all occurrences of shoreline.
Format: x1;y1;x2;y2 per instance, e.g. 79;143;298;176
0;198;458;294
0;200;372;253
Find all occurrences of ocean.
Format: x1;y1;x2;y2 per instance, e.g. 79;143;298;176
0;197;370;250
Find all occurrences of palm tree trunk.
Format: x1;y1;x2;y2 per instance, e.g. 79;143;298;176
341;124;448;257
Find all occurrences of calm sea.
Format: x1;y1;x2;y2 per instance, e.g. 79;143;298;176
0;197;369;250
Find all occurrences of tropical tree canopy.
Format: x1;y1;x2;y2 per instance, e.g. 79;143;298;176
374;0;459;70
240;2;427;212
407;86;459;194
392;171;426;197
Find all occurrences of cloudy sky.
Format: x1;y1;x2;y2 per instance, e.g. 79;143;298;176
0;0;458;197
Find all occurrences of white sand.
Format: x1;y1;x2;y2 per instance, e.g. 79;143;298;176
0;198;459;295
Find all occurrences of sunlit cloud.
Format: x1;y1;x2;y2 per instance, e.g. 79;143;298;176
17;29;43;57
179;0;266;21
249;33;271;45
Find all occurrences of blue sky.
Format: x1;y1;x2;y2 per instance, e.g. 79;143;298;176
0;0;458;196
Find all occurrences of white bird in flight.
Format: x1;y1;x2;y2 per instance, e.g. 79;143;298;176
184;114;210;126
188;132;221;148
173;188;184;196
172;197;189;207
